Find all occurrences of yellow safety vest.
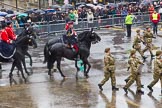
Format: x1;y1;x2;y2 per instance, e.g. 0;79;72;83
152;13;158;20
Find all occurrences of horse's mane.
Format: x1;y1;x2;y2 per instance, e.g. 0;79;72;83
78;31;91;42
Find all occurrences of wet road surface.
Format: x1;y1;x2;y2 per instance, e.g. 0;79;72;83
0;28;162;108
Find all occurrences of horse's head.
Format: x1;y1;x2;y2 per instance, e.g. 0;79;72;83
78;28;101;44
24;26;37;39
17;27;37;48
89;28;101;44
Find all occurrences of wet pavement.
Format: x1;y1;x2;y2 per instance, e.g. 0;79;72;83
0;28;162;108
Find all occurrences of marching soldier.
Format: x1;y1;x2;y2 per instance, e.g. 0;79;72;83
123;49;144;94
142;26;155;58
132;29;147;61
147;50;162;94
98;48;119;91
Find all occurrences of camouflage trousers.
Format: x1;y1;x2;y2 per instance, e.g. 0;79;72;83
148;73;162;88
142;43;153;56
99;70;116;87
124;72;142;90
133;44;144;57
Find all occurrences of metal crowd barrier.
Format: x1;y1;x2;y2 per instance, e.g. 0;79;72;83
15;14;151;36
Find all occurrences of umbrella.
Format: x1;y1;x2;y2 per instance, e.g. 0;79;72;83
17;13;28;17
0;16;5;21
5;14;16;18
93;5;104;10
0;12;8;17
6;10;14;14
34;9;45;14
78;4;86;8
75;2;86;7
61;4;74;10
45;9;55;13
50;5;61;9
86;3;96;7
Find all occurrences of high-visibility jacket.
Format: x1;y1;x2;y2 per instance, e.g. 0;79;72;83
152;13;158;20
150;13;160;24
125;15;133;25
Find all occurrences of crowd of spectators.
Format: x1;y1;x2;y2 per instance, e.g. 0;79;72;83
1;2;160;28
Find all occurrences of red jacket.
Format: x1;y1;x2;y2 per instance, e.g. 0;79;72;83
0;29;12;44
150;13;160;24
65;23;69;30
5;26;16;40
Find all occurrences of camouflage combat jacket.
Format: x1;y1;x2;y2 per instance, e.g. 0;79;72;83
143;31;153;43
154;57;162;75
104;53;115;72
128;57;143;73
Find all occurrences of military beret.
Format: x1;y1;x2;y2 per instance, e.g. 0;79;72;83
130;49;136;56
146;26;150;29
105;48;110;53
136;29;140;33
156;50;162;56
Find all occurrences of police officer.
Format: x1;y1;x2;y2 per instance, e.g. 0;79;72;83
125;12;134;37
123;49;144;94
147;50;162;94
150;10;160;36
142;26;155;58
98;48;119;91
133;29;147;61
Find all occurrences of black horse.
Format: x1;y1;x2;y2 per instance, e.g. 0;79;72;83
44;30;101;78
0;26;37;82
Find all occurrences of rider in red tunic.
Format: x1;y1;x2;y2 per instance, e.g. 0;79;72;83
0;22;16;58
5;21;17;41
66;21;78;52
1;25;13;44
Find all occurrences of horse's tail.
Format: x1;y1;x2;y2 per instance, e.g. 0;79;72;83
43;43;49;63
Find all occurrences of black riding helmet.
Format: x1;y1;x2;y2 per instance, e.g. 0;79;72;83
6;20;12;26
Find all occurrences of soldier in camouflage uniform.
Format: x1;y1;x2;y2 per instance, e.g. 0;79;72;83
133;29;147;61
142;26;155;58
147;50;162;94
98;48;119;91
123;49;144;94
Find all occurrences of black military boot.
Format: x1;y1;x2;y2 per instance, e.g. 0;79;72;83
112;86;119;91
137;90;144;94
123;87;128;94
151;55;155;59
98;84;103;91
141;85;144;88
142;56;147;61
124;79;129;83
147;85;153;92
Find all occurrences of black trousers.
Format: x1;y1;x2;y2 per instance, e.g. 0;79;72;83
152;23;158;34
126;24;132;37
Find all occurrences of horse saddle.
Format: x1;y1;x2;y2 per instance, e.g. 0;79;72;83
0;41;16;59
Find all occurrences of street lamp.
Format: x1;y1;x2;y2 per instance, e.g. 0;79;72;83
16;0;18;11
38;0;41;9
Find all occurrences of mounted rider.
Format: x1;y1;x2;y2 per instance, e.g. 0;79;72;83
5;20;17;41
0;21;16;58
66;21;78;52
